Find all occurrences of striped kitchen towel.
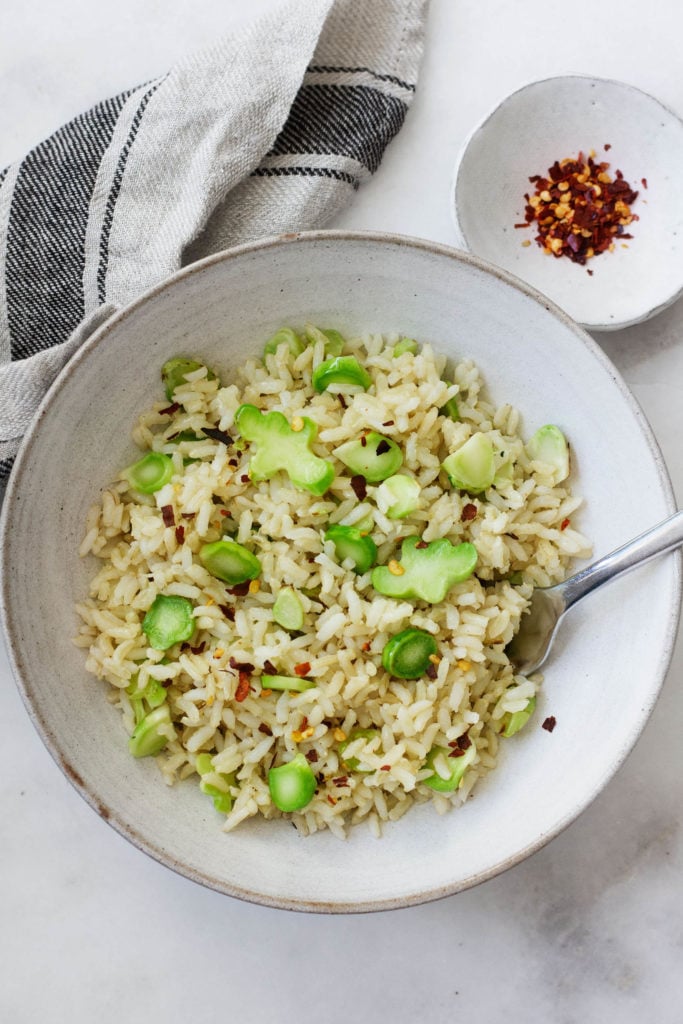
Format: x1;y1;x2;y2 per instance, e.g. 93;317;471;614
0;0;427;480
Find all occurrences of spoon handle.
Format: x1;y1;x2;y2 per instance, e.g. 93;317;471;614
561;510;683;610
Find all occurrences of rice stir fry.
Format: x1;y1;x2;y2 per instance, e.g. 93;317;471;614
74;326;591;838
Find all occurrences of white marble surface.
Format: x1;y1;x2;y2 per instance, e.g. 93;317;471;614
2;1;683;1020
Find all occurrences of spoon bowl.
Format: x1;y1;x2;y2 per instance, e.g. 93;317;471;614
508;511;683;675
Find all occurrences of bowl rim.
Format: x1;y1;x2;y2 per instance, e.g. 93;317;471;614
1;229;680;913
450;73;683;332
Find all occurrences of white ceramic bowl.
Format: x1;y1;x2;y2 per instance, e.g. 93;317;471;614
1;232;679;912
452;76;683;330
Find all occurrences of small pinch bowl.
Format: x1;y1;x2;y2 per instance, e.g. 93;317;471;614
0;232;680;912
451;75;683;330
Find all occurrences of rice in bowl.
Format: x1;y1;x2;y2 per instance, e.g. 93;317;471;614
74;328;591;839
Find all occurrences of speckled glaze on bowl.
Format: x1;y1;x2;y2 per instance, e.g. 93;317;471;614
0;232;679;912
451;76;683;330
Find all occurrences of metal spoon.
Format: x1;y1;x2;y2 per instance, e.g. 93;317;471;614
506;511;683;675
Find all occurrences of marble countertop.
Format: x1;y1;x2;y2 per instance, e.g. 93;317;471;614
2;2;682;1020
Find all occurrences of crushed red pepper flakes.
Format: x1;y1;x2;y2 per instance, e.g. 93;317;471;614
332;776;349;788
560;517;571;531
229;656;254;673
449;747;466;758
240;474;250;483
415;539;429;549
181;512;195;520
174;525;185;545
542;716;557;733
361;641;371;652
218;604;236;621
376;439;391;456
326;795;337;806
360;435;368;448
350;474;368;501
160;504;175;528
201;426;233;446
380;765;391;772
263;659;278;675
382;420;395;427
461;503;477;522
228;581;251;597
159;402;180;416
235;673;251;702
305;749;319;763
426;663;438;680
641;177;648;189
258;723;273;736
294;661;311;677
519;151;640;265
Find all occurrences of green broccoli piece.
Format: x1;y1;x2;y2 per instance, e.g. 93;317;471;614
371;535;478;603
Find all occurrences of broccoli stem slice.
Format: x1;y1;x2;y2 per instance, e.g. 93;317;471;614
235;403;335;496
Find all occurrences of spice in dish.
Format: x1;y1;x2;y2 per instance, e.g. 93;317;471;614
516;149;640;266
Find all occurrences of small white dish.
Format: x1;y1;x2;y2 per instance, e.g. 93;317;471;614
451;76;683;330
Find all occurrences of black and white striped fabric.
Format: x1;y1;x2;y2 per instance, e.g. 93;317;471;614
0;0;427;479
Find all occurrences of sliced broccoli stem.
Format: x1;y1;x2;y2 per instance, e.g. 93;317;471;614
333;432;403;483
235;404;335;496
268;753;317;811
312;356;372;393
442;433;495;492
422;742;476;792
382;628;438;679
199;539;261;584
371;536;478;603
142;594;195;650
325;524;377;574
123;452;174;494
161;358;216;400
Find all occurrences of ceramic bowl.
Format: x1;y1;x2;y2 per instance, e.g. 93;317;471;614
451;76;683;330
1;232;679;912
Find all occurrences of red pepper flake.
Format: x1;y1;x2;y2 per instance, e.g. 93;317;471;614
415;539;429;549
376;439;391;456
426;663;438;680
218;603;236;621
449;747;466;758
380;765;391;772
332;776;349;788
235;672;251;702
382;420;395;427
187;642;206;655
229;656;254;673
228;581;251;597
326;795;337;806
159;402;180;416
519;150;640;265
263;659;278;675
461;503;477;522
361;641;371;652
587;269;594;276
160;504;175;528
181;512;195;520
305;749;319;763
201;427;233;446
360;435;367;448
641;177;648;189
174;524;185;544
604;143;612;151
338;394;347;409
240;474;250;483
458;732;472;750
350;474;368;501
219;509;230;517
294;662;311;677
542;716;557;733
258;723;273;736
300;716;309;731
560;517;571;531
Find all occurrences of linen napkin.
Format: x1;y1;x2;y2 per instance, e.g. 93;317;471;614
0;0;428;480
